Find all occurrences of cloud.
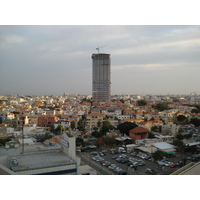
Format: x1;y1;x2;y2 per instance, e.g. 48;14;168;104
0;25;200;95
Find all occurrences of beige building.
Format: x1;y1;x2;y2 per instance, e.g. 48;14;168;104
86;112;103;128
161;111;174;124
162;123;179;136
28;115;38;125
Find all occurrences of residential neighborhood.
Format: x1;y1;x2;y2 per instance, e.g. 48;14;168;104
1;93;200;175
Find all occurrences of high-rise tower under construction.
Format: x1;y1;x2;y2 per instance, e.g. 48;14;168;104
92;53;111;102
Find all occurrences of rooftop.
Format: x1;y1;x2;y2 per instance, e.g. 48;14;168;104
130;127;149;133
153;142;175;150
9;151;76;172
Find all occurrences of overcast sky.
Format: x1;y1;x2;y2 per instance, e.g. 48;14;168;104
0;25;200;96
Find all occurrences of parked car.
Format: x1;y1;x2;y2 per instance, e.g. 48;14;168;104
170;163;178;168
138;161;146;166
118;170;127;175
100;160;106;165
120;158;129;163
176;160;184;166
112;155;118;159
90;151;98;155
92;157;97;161
116;157;123;162
146;168;157;175
130;164;138;170
127;161;133;166
104;161;111;167
114;167;121;173
108;164;116;170
164;161;173;167
131;152;137;157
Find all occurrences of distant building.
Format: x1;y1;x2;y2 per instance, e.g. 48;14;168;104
92;53;111;102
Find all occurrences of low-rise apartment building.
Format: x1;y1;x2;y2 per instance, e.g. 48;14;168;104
86;112;103;128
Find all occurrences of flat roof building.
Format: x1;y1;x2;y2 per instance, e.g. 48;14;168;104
9;151;76;175
0;133;98;175
3;142;77;175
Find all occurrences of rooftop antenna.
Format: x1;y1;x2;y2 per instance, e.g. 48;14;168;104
96;44;108;54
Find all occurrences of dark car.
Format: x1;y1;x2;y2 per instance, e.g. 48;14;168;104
130;164;138;170
192;154;200;161
127;161;133;166
118;170;127;175
144;156;151;160
120;158;129;164
116;157;123;162
176;160;183;166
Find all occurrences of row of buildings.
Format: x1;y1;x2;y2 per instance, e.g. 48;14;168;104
1;94;200;136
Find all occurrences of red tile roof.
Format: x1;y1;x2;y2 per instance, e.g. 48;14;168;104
130;127;149;133
88;112;102;117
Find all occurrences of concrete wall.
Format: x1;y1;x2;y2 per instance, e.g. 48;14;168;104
15;163;76;175
0;155;8;167
0;164;16;175
77;165;97;175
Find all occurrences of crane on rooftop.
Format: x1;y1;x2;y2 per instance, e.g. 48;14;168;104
96;45;108;54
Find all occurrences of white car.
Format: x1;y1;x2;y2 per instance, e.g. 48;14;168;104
108;164;116;169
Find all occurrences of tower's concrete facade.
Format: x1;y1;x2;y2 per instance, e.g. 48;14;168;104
92;53;111;102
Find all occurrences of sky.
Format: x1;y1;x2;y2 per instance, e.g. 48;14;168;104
0;25;200;96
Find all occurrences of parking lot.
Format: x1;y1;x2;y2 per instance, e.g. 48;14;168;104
78;148;190;175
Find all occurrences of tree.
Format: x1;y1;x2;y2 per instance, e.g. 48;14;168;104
54;125;64;134
97;120;102;128
152;103;169;111
137;99;147;106
148;132;156;138
0;137;11;146
173;139;185;152
91;130;103;138
176;133;184;140
190;118;200;127
94;139;102;149
100;120;115;135
77;119;86;132
151;125;160;132
191;109;200;114
177;115;188;124
118;122;138;134
71;121;76;130
103;136;116;147
40;134;53;142
152;150;167;160
76;137;85;147
192;105;200;113
184;145;198;154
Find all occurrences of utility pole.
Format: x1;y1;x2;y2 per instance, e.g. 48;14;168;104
21;126;24;154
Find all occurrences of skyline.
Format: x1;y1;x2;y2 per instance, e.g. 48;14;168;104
0;25;200;96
